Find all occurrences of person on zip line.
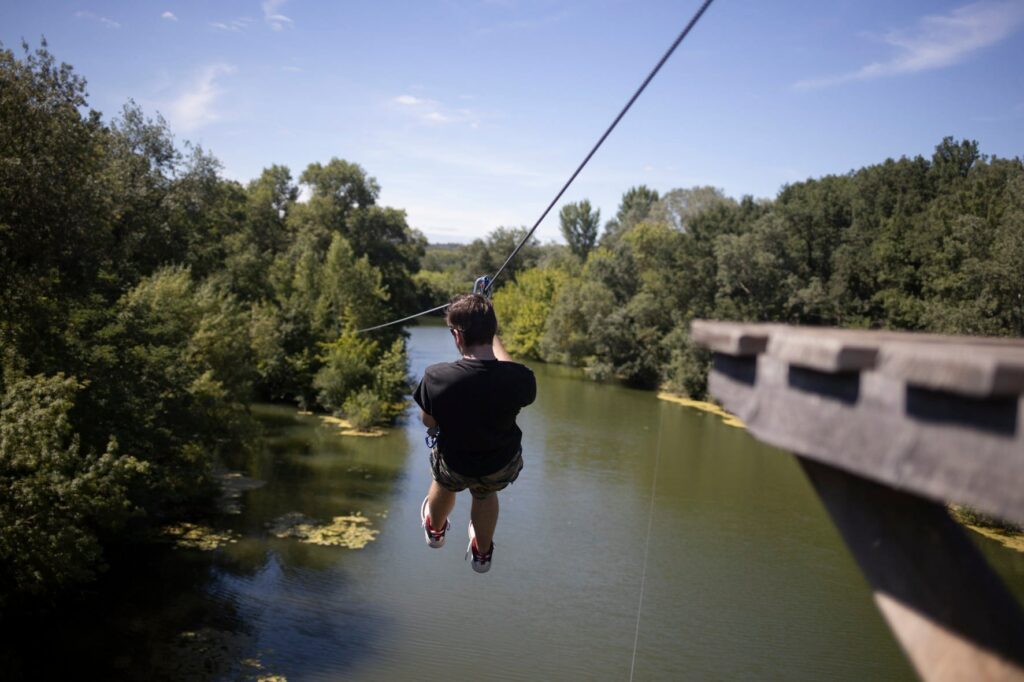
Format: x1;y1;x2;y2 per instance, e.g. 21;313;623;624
414;291;536;573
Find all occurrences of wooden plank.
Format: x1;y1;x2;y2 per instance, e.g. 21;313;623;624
707;352;1024;526
693;321;1024;522
689;320;772;356
694;322;1024;393
767;327;879;373
879;342;1024;398
801;458;1024;682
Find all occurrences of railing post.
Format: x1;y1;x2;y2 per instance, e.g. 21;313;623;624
801;457;1024;681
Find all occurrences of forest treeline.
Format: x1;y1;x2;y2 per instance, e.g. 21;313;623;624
419;139;1024;398
0;44;419;606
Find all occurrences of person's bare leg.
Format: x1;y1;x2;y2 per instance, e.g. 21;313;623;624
470;493;499;553
427;481;456;532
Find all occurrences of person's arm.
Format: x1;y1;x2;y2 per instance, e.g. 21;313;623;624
414;374;437;428
492;335;513;362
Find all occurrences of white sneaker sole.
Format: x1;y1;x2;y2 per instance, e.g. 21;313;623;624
466;523;491;573
420;496;447;548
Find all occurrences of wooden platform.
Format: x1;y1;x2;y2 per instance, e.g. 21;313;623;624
691;321;1024;526
692;320;1024;681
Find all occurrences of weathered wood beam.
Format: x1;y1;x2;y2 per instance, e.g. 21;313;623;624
692;320;1024;527
801;459;1024;681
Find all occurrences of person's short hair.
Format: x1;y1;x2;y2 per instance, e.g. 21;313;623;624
446;294;497;347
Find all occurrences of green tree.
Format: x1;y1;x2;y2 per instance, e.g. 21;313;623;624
247;164;299;254
313;330;378;413
493;267;569;359
0;43;416;609
301;158;380;218
0;372;145;606
299;158;425;315
559;200;600;260
650;186;733;232
345;205;426;314
314;233;389;336
602;185;660;245
370;337;411;422
0;41;110;366
465;226;541;288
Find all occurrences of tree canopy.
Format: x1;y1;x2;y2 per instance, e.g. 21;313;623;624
493;139;1024;395
0;43;414;606
559;200;601;260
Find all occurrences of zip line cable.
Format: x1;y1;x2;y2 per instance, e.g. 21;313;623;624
356;303;450;334
485;0;716;292
357;0;716;334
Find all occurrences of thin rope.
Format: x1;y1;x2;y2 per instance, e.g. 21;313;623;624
629;402;666;682
357;0;717;333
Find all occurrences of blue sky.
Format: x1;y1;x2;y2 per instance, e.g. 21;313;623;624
3;1;1023;243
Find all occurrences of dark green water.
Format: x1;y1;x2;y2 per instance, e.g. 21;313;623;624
19;320;1024;680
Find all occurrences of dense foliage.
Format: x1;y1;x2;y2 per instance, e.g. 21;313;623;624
412;227;543;309
491;139;1024;397
0;43;417;604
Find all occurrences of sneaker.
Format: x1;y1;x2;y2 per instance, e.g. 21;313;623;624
420;496;449;548
465;523;493;573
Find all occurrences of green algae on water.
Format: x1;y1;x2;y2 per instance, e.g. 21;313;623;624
162;522;240;551
266;511;379;548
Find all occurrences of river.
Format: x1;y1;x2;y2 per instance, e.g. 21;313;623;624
22;319;1024;680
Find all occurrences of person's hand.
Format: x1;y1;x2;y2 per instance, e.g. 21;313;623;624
473;275;493;299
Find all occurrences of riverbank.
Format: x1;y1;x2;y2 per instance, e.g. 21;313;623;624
657;391;745;428
296;411;387;437
949;504;1024;554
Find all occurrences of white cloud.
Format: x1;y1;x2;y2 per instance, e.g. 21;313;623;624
391;94;481;127
795;1;1024;89
75;11;121;29
161;11;178;22
210;18;253;32
263;0;294;30
167;64;237;133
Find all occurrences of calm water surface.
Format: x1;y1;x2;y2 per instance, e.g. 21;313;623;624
34;320;1024;680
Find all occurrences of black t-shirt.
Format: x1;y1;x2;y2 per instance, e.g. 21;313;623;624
413;358;536;477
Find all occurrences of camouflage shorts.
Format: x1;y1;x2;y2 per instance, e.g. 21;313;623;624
429;447;523;500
